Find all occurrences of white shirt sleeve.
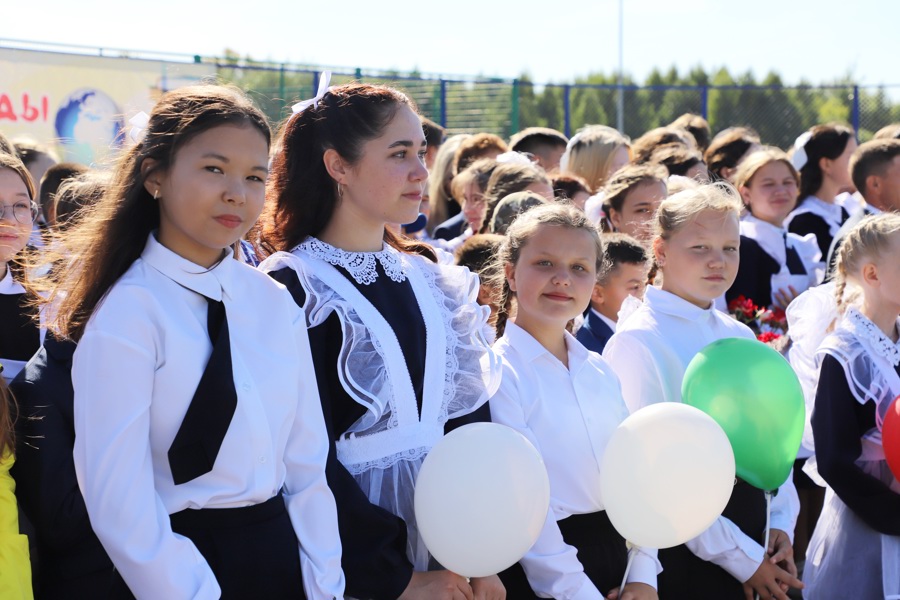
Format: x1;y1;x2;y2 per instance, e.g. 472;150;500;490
769;472;800;543
489;368;603;600
73;329;221;599
683;516;765;583
283;315;346;600
626;548;661;589
602;332;665;414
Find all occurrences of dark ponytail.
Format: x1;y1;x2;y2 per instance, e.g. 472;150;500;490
796;123;854;201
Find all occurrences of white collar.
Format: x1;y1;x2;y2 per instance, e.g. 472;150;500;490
643;285;717;321
140;233;235;302
591;308;617;333
504;320;590;373
788;196;845;234
0;265;25;295
297;237;405;285
741;215;788;265
844;307;900;367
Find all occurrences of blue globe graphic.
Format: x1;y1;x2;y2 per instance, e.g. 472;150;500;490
54;88;125;164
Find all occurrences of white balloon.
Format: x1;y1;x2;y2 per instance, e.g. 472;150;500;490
600;403;735;549
414;422;551;578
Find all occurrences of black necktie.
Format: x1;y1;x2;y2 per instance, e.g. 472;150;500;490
784;234;807;275
168;297;239;485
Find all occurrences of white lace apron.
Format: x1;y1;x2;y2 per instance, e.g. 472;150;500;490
261;240;501;572
803;308;900;599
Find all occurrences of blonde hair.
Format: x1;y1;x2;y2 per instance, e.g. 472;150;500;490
427;134;470;234
562;125;630;192
733;147;799;194
489;203;603;337
653;182;743;244
833;213;900;313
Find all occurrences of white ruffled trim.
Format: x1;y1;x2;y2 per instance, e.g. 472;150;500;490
297;237;405;285
259;248;501;472
784;196;845;237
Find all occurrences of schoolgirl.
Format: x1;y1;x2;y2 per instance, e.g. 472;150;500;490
35;85;344;599
488;203;659;600
0;154;43;383
704;127;761;183
599;163;668;244
727;148;821;310
258;80;502;600
0;375;32;599
785;124;858;257
603;184;802;600
802;214;900;599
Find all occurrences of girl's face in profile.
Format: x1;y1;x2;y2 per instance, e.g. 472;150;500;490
0;168;34;269
338;104;429;230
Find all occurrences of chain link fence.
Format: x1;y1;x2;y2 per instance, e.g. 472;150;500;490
217;63;900;148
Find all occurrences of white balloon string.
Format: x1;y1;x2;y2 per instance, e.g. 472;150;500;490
755;491;773;600
619;545;637;597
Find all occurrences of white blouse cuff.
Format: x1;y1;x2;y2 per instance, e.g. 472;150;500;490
567;574;606;600
626;549;661;588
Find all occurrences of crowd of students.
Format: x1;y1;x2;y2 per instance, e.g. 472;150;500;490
1;77;899;600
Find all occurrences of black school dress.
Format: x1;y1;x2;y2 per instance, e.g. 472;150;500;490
262;238;500;600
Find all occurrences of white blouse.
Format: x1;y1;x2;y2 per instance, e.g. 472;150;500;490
603;285;799;583
72;234;344;599
490;322;660;600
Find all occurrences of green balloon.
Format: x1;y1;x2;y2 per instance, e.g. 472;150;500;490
682;338;805;491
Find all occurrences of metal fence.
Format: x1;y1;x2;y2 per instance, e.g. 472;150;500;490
216;63;900;148
4;39;898;149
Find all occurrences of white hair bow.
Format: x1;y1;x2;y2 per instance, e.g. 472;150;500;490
129;111;150;143
790;131;814;170
292;71;332;116
495;151;535;166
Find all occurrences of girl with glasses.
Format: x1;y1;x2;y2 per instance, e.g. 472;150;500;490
0;153;41;383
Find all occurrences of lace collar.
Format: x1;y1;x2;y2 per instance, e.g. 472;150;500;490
845;307;900;367
297;237;405;285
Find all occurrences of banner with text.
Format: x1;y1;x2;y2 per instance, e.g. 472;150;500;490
0;48;215;164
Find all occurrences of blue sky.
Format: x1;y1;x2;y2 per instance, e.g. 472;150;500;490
4;0;897;87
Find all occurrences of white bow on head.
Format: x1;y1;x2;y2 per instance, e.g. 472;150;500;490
129;111;150;143
292;71;333;116
790;131;814;170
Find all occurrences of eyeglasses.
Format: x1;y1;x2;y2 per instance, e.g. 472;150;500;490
0;201;39;224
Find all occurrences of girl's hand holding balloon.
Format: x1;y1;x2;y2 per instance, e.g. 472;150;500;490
470;574;505;600
606;582;658;600
766;528;797;578
742;558;803;600
398;571;474;600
